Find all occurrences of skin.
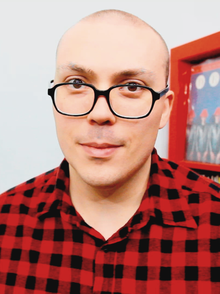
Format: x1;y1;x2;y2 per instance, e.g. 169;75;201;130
53;13;174;239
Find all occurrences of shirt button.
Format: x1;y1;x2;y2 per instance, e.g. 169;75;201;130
103;247;108;253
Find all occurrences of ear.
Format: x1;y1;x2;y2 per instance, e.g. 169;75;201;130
159;90;174;129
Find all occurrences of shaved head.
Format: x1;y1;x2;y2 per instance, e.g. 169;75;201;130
56;9;169;83
82;9;149;26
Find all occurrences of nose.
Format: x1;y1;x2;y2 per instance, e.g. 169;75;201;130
87;95;116;125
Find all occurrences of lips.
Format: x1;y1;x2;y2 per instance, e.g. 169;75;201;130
79;142;122;158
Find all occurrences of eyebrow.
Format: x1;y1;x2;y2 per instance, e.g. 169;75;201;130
57;63;154;81
113;68;154;79
112;68;155;85
57;63;96;76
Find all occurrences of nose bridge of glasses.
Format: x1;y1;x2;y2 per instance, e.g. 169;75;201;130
94;88;111;100
91;88;113;114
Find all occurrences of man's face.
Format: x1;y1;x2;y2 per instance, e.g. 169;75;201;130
54;19;173;189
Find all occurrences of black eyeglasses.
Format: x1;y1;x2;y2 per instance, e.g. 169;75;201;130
48;81;169;119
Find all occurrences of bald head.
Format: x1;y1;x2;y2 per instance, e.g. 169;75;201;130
56;9;170;85
83;10;169;82
82;9;148;26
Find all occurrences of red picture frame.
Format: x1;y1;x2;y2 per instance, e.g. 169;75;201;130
169;31;220;173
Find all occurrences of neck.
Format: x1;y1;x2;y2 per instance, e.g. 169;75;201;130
69;158;151;240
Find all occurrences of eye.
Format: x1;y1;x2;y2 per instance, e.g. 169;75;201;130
68;78;84;89
124;82;142;92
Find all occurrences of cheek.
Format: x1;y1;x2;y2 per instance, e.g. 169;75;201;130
127;116;160;153
53;114;77;152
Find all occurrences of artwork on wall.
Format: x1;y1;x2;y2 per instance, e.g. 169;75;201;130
185;57;220;164
169;31;220;181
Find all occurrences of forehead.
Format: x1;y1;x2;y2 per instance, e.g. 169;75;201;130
56;20;166;84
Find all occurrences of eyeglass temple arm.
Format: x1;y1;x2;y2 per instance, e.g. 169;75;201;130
48;80;54;88
159;85;169;97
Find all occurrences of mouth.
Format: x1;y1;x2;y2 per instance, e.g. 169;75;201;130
79;142;122;158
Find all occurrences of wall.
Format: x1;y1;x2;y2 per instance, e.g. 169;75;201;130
0;0;219;193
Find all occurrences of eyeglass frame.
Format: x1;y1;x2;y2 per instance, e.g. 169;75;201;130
48;81;169;119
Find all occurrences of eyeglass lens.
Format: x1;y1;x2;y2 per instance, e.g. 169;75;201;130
54;83;153;117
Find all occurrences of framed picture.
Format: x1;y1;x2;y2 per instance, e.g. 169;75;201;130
169;31;220;174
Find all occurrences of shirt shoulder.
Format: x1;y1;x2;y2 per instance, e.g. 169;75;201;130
151;149;220;198
0;167;58;210
169;158;219;197
149;150;220;229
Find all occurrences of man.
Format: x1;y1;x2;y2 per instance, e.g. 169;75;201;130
0;9;219;294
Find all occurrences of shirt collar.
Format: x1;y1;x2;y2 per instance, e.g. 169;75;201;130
36;159;76;221
36;149;197;230
127;149;198;231
143;149;197;229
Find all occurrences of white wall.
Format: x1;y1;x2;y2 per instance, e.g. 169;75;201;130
0;0;219;193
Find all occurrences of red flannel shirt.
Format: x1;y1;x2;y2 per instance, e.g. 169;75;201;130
0;149;220;294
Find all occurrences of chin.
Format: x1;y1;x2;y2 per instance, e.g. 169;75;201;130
83;174;121;189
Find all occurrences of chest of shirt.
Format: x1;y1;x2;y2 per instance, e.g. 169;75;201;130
0;215;219;294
